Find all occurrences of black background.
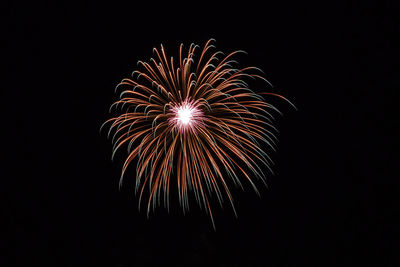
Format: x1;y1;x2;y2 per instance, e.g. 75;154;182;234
4;1;398;266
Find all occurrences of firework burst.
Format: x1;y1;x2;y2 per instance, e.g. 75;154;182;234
101;39;294;227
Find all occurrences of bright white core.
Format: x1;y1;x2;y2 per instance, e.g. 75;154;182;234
177;106;193;125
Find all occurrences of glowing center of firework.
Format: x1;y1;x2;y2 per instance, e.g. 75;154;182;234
169;101;203;132
177;106;193;125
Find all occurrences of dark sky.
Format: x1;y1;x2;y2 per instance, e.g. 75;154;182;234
4;1;398;266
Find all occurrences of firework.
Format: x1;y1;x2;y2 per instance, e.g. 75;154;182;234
101;39;294;227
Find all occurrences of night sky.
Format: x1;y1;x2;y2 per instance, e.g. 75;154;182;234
4;1;398;266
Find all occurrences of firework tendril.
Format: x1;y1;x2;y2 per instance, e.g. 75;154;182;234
101;39;295;228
